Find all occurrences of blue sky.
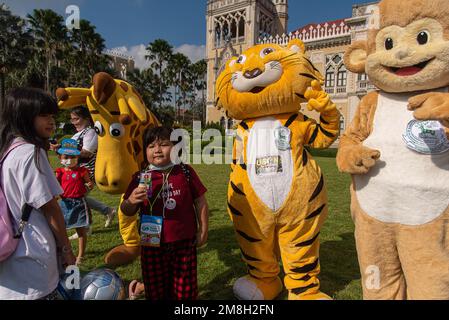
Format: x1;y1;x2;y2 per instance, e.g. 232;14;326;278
4;0;371;68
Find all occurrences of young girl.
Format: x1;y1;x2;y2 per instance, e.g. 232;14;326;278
122;126;209;300
0;88;76;300
56;139;94;266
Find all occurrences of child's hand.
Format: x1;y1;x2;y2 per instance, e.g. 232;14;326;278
128;187;148;205
85;182;94;190
59;246;76;267
49;143;61;152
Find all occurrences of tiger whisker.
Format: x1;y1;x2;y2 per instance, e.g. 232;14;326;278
216;73;233;89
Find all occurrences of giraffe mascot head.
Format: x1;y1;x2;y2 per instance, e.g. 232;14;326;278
57;72;160;266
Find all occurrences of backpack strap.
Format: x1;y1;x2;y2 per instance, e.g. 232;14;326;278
0;141;34;238
0;141;28;164
180;162;191;184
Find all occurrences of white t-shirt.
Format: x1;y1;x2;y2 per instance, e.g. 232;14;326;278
0;140;63;300
72;127;98;154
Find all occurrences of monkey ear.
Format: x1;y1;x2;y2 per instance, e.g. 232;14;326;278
344;41;368;74
287;39;306;54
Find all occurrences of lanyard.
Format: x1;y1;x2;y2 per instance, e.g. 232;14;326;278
148;167;173;217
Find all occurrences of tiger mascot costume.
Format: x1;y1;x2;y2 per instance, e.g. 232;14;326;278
215;39;341;300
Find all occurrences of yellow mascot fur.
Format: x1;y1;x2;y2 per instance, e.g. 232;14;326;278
216;39;340;300
338;0;449;299
57;72;160;266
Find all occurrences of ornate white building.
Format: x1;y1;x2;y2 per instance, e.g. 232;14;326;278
205;0;380;139
103;49;135;80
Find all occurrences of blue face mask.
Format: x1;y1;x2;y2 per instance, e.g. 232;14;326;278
61;158;77;168
148;163;174;171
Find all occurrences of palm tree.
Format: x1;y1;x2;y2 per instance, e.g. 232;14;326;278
167;53;192;122
127;68;159;108
69;19;108;85
145;39;173;107
27;9;68;92
191;59;207;124
0;4;31;108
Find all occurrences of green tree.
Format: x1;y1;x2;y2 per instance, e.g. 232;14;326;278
127;68;159;108
0;4;31;108
191;59;207;124
68;19;109;86
145;39;173;108
27;9;69;92
167;52;192;122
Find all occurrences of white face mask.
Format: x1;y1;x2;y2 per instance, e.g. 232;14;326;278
61;159;77;167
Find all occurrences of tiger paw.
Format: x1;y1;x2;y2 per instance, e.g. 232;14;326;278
288;291;333;300
233;275;283;300
104;244;140;267
305;80;336;113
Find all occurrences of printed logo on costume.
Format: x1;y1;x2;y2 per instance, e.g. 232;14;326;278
255;156;283;175
274;126;292;151
403;120;449;154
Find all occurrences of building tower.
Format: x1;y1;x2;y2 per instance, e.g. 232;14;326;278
205;0;288;127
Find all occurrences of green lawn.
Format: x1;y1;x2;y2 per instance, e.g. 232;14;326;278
49;154;361;300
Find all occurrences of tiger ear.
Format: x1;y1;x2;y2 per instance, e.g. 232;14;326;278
344;41;367;74
287;39;306;54
227;56;238;68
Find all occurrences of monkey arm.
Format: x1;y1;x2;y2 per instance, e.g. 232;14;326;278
408;92;449;137
336;91;381;175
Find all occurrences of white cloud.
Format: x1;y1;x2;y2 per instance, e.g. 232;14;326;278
174;44;206;63
111;44;206;71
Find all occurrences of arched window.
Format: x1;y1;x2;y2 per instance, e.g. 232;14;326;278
238;17;245;38
215;23;222;47
358;73;368;81
223;22;230;41
231;19;237;40
220;117;226;129
337;65;347;87
325;65;335;88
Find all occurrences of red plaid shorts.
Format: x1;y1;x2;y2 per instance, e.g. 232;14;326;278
141;238;198;300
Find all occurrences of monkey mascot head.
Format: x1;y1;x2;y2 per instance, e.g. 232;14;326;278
345;0;449;93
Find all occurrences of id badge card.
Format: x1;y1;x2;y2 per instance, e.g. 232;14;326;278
140;215;163;247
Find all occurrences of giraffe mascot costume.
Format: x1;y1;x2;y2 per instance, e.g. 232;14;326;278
56;72;160;266
216;39;340;300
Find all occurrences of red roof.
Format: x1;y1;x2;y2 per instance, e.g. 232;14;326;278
292;18;348;34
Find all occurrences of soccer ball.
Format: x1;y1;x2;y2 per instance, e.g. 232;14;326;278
80;269;126;300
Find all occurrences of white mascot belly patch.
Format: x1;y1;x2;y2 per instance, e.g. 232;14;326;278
247;117;294;212
354;90;449;225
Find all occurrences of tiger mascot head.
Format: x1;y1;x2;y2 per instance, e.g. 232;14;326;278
215;39;323;120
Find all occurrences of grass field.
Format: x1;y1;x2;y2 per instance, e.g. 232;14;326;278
49;154;362;300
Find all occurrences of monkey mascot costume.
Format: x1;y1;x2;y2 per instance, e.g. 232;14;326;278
338;0;449;299
215;39;340;300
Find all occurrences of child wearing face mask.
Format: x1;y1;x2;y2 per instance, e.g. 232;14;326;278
56;139;94;266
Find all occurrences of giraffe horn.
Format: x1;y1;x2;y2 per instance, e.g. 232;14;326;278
117;93;132;125
93;72;116;105
127;95;148;123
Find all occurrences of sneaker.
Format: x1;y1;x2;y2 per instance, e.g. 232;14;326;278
104;208;116;228
68;225;92;240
